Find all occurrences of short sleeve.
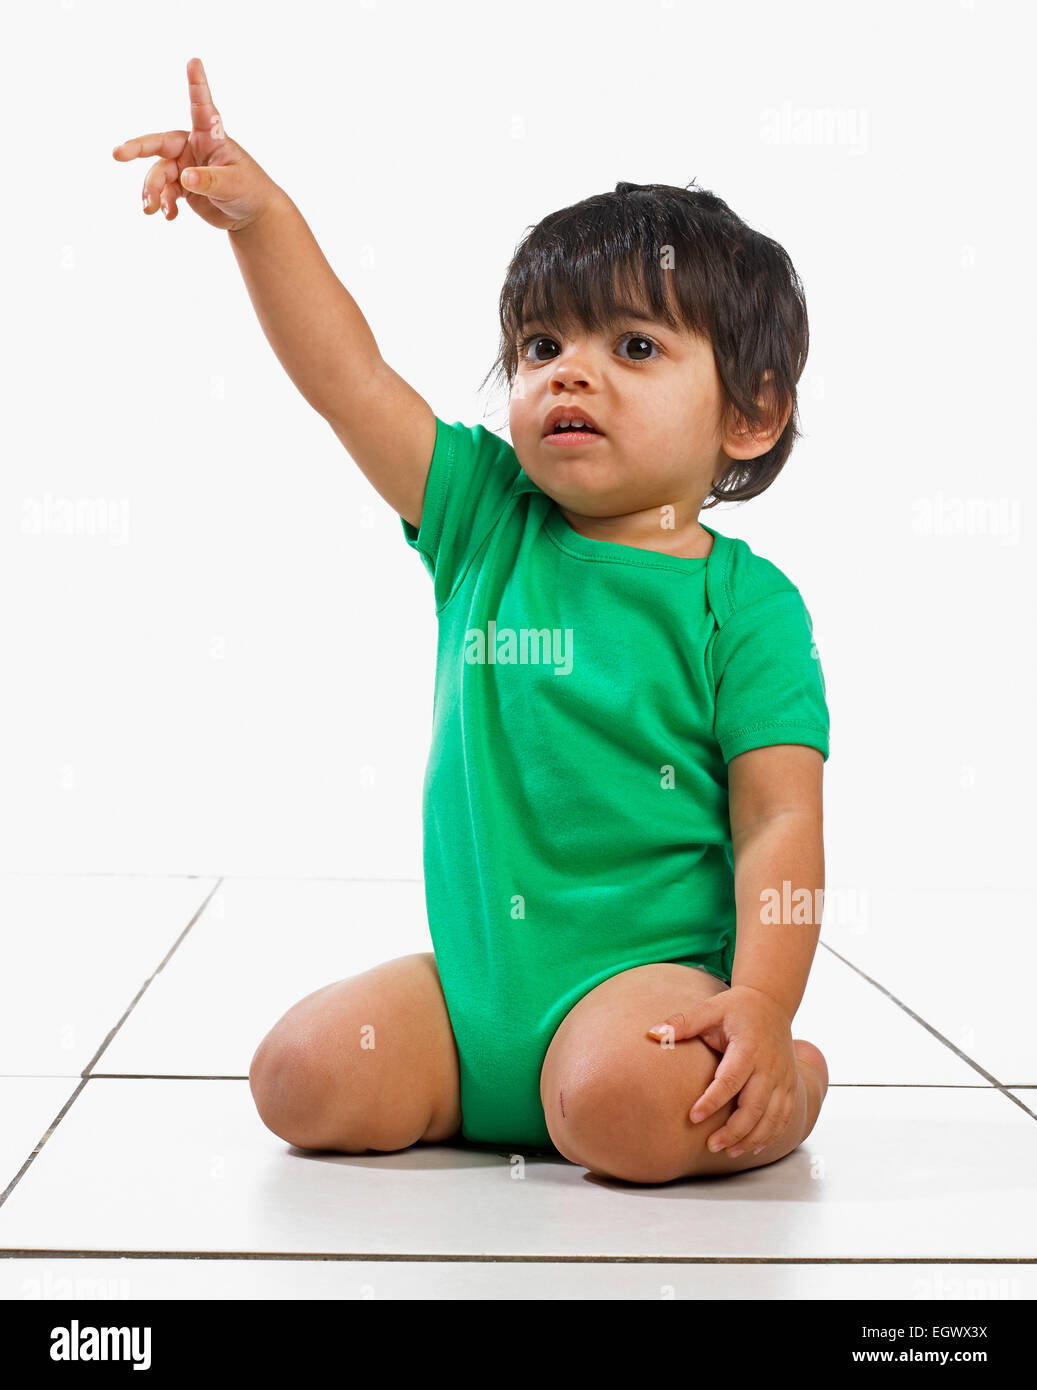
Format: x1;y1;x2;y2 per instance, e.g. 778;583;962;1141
401;416;524;610
711;588;830;763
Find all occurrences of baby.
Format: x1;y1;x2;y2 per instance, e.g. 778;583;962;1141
115;57;831;1185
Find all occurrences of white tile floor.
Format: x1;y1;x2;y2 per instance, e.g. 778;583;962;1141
0;875;1033;1300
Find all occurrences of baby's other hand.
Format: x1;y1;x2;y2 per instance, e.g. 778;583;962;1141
646;984;799;1157
112;57;284;232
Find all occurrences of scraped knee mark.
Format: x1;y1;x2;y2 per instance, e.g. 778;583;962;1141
559;1089;566;1119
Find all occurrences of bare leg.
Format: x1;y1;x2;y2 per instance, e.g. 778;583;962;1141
541;963;829;1183
248;952;462;1153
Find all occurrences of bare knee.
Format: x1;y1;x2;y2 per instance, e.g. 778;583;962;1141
248;1031;364;1152
545;1040;722;1184
247;955;462;1155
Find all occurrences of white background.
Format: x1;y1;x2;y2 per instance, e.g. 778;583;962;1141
1;0;1032;947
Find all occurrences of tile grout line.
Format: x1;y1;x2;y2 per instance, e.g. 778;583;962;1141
0;1250;1035;1264
0;1078;92;1215
818;940;1036;1119
78;877;226;1078
0;873;423;883
0;878;225;1214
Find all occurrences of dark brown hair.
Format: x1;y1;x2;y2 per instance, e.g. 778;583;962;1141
479;180;810;508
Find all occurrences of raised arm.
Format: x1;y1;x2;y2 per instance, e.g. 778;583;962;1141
114;57;436;529
227;194;435;529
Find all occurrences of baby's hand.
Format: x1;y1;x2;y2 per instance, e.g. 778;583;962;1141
646;984;798;1157
112;57;283;231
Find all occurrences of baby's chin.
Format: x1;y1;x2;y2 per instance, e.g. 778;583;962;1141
517;461;627;511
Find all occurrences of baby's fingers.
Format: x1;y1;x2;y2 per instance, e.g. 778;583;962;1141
728;1088;793;1158
704;1074;771;1153
141;158;182;218
112;131;190;162
689;1043;751;1124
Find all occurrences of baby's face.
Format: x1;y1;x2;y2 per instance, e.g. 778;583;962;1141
508;309;732;522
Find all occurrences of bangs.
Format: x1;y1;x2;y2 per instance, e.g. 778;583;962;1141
500;205;715;358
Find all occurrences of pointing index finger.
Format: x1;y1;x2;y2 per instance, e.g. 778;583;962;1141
187;56;224;140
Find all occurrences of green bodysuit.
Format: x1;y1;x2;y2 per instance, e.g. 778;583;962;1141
401;417;830;1149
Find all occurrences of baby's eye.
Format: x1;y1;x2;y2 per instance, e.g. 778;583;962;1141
616;333;660;362
519;335;560;364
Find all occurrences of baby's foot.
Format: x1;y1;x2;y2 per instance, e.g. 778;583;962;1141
792;1038;828;1088
792;1039;829;1124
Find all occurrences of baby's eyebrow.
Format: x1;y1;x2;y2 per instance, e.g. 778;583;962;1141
519;303;668;332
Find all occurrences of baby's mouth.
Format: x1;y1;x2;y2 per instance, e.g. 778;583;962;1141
543;429;607;448
542;406;604;437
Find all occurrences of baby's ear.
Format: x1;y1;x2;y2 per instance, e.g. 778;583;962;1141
721;371;791;460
